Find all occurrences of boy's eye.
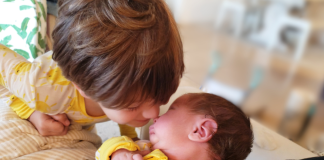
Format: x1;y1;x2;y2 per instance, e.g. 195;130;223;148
128;107;139;112
169;106;175;110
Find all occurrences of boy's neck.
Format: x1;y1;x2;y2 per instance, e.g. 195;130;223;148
84;97;105;117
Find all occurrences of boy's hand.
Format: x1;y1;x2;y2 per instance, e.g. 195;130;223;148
111;149;150;160
28;110;70;136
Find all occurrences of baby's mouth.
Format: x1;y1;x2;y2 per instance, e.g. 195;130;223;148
149;125;155;135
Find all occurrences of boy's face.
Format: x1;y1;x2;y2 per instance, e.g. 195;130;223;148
149;95;197;150
100;100;160;127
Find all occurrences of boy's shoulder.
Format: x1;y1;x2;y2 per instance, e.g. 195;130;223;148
33;51;72;87
35;51;54;62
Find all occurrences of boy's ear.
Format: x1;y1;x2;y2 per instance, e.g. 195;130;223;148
188;118;217;142
72;82;90;98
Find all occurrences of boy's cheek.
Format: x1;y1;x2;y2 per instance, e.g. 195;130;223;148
126;120;149;127
108;115;130;124
101;110;126;123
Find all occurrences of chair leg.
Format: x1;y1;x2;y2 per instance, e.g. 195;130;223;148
46;14;56;51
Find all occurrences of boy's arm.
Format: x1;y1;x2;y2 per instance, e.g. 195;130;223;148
9;95;35;119
28;110;70;136
118;124;138;140
9;94;70;136
0;45;38;109
1;46;75;116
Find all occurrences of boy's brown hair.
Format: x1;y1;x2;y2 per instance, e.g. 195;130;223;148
51;0;184;108
185;93;253;160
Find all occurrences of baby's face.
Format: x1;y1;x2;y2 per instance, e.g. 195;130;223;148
149;96;198;150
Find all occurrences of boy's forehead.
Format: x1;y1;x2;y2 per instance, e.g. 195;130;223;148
128;98;155;107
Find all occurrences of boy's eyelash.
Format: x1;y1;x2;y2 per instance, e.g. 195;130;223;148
128;107;139;112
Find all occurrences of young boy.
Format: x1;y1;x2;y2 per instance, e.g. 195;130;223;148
0;0;184;138
96;93;254;160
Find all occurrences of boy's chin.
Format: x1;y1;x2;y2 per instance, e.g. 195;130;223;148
127;121;150;127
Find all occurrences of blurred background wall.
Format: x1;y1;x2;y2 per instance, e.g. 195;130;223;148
164;0;324;156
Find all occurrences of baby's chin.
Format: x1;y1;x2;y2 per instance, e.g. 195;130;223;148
149;136;158;149
150;143;158;150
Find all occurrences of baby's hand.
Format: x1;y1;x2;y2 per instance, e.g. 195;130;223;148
111;149;150;160
28;110;70;136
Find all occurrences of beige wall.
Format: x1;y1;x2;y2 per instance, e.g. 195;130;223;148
165;0;221;24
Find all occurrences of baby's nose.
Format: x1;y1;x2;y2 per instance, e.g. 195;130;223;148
153;116;159;123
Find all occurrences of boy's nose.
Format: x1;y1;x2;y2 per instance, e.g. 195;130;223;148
143;105;160;119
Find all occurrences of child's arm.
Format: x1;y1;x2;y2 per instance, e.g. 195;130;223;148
1;46;77;116
0;45;65;114
0;45;35;98
9;95;35;119
28;110;70;136
9;94;70;136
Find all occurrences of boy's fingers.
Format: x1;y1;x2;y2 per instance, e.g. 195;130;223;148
50;117;69;136
48;118;66;134
51;114;70;126
38;120;63;136
28;111;68;136
58;125;69;136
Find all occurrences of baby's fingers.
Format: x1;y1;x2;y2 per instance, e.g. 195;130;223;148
133;150;150;160
135;150;150;156
132;154;143;160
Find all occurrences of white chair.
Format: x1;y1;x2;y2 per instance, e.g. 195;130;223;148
251;11;311;61
249;0;310;85
249;0;310;61
279;88;315;141
201;79;246;106
215;0;247;37
215;0;268;38
199;51;264;107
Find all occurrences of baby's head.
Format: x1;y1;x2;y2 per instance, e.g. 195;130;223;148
149;93;253;160
51;0;184;126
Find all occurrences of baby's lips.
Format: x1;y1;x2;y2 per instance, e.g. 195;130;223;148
149;125;155;134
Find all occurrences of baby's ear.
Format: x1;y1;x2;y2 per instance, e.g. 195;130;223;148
188;118;217;142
